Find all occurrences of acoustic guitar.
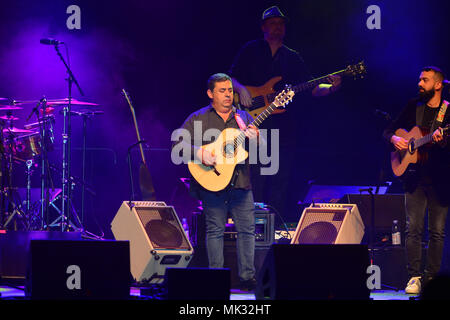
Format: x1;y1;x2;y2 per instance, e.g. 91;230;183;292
234;61;366;119
391;124;450;177
188;86;295;192
122;89;156;200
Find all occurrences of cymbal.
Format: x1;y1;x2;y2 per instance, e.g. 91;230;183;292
0;105;23;111
0;99;38;105
3;127;34;134
47;98;99;106
0;115;19;121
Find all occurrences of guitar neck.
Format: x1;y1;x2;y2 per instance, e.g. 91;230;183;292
266;69;346;103
294;69;346;93
123;89;146;164
234;102;278;147
414;126;449;150
131;107;146;164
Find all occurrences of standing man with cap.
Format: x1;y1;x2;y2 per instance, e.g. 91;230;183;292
229;6;341;222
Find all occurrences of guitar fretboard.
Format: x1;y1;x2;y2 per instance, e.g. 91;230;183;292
265;70;346;104
413;126;449;150
234;102;278;148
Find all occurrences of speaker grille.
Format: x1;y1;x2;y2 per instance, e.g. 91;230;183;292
135;206;190;250
296;209;346;244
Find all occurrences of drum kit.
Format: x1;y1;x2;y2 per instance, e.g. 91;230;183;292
0;96;102;232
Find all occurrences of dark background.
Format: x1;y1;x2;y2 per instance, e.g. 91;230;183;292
0;0;449;250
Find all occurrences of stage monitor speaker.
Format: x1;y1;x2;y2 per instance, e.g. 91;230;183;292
111;201;194;283
291;203;364;244
164;267;230;300
26;239;130;300
255;244;370;300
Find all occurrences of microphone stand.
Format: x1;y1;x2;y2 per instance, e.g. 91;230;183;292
53;43;84;232
0;122;5;228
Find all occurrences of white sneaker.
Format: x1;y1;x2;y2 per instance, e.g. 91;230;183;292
405;277;421;294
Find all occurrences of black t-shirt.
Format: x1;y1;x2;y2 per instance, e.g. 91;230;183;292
422;105;440;130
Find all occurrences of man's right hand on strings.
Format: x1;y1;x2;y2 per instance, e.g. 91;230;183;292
391;135;409;151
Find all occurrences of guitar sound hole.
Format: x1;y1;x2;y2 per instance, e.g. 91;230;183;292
223;143;235;157
408;139;415;154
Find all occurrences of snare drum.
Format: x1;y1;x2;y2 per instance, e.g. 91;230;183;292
7;132;42;161
12;132;42;160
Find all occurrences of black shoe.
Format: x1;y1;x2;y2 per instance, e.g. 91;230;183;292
240;277;257;291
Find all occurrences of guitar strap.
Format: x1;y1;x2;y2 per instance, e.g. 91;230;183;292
229;111;246;189
432;100;449;131
234;113;248;131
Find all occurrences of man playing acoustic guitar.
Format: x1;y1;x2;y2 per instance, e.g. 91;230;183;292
172;73;262;290
383;66;450;295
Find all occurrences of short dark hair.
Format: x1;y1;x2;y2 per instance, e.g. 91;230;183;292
422;66;446;83
207;73;232;91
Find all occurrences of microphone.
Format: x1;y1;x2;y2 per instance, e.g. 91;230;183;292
26;97;46;122
40;38;64;45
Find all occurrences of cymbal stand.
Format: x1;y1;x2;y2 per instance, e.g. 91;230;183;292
76;110;101;225
2;133;27;230
37;99;51;229
25;159;33;215
49;42;84;231
0;122;5;228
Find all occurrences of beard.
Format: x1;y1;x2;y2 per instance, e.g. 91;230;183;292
418;87;435;102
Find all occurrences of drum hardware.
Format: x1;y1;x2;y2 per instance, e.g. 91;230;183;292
46;98;99;107
45;163;95;231
69;109;103;225
49;42;84;232
0;105;23;111
1;128;29;230
28;98;57;230
25;160;34;216
0;115;19;121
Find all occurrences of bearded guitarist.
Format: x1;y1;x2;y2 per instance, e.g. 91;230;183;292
228;6;342;227
383;66;450;295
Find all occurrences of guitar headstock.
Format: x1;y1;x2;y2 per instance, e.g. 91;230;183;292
441;124;450;135
345;61;367;80
273;85;295;108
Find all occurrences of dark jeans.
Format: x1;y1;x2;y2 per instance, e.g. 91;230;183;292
199;188;255;281
405;184;449;279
